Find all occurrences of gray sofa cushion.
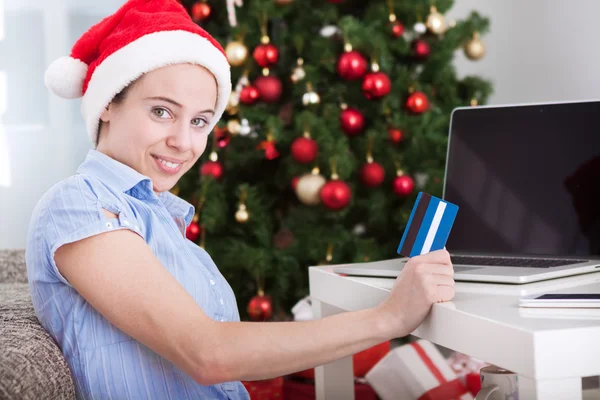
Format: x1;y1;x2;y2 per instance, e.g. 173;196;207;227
0;249;27;284
0;283;76;400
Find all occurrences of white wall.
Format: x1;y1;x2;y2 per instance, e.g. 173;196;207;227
1;0;599;249
447;0;600;105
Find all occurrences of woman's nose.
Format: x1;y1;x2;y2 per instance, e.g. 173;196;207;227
166;122;193;152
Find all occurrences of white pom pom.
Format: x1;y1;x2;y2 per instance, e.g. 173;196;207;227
44;56;88;99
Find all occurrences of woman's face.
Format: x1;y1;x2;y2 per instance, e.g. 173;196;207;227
97;63;218;193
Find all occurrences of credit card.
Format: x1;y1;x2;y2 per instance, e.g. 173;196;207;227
397;192;459;257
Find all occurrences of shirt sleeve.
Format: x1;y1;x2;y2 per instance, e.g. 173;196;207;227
41;175;144;287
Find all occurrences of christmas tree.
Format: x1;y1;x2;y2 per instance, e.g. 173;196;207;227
175;0;492;321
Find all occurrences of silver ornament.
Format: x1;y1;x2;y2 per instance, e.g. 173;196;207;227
320;25;341;38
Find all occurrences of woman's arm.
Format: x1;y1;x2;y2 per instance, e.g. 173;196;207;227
55;211;453;386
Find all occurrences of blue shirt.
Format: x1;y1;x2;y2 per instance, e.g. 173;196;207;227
26;149;250;400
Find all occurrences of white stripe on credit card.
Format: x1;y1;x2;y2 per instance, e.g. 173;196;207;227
421;201;447;254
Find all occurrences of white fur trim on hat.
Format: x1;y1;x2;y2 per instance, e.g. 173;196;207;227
82;30;232;145
44;56;88;99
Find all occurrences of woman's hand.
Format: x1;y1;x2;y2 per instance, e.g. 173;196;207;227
376;249;455;338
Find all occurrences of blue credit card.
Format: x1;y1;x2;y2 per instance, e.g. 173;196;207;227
397;192;459;257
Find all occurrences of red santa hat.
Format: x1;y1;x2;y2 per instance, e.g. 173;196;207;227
44;0;231;145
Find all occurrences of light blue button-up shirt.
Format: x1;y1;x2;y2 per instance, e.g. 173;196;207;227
26;149;250;400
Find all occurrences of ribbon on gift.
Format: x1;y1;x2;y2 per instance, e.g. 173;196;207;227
410;342;472;400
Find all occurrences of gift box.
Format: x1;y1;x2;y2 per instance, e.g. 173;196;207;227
447;351;489;396
365;339;473;400
242;376;284;399
283;377;378;400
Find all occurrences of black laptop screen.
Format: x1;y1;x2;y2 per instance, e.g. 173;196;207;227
443;101;600;258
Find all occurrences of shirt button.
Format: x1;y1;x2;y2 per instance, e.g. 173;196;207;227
122;220;130;226
220;318;225;322
106;222;113;229
210;279;215;286
220;298;224;305
134;225;140;230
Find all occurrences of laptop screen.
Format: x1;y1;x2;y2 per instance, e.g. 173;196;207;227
443;101;600;258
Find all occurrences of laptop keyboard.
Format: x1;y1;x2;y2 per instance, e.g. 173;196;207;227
451;255;589;268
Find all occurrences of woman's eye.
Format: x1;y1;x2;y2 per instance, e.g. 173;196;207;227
152;107;170;119
191;118;208;128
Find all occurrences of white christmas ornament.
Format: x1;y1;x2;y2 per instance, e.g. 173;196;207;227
413;22;427;35
353;224;366;235
320;25;341;38
239;118;252;136
414;172;430;189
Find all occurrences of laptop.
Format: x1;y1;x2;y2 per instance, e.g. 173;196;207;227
334;100;600;284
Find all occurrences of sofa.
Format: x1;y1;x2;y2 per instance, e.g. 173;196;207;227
0;249;76;400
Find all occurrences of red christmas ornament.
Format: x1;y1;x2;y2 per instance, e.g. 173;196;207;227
257;139;280;160
191;1;211;22
406;91;430;114
320;180;352;210
200;160;224;180
239;85;260;105
412;39;430;60
254;75;283;103
291;136;318;164
336;51;368;81
291;176;300;191
216;129;230;148
360;162;385;187
247;292;273;321
388;127;403;143
391;22;404;38
185;221;202;242
253;44;279;68
340;107;365;136
362;72;391;99
393;174;415;197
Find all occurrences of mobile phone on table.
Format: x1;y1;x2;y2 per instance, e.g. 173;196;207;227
519;293;600;308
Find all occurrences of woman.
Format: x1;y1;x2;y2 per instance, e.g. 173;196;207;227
26;0;455;399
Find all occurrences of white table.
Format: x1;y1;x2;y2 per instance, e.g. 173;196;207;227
308;262;600;400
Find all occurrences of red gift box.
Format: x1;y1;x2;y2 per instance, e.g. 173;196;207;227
242;376;284;399
283;378;378;400
293;341;390;379
365;340;473;400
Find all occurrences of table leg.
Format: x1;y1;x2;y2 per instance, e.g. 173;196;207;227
312;299;355;400
518;375;581;400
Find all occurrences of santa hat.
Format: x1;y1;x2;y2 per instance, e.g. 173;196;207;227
44;0;231;145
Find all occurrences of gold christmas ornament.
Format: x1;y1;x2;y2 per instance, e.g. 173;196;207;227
235;203;249;223
302;82;320;106
225;40;248;67
227;119;241;135
464;32;486;60
170;185;180;196
226;92;239;114
291;58;306;83
295;169;326;205
426;6;446;35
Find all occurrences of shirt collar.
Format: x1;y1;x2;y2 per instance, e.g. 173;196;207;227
157;190;195;228
77;150;195;226
78;149;152;194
